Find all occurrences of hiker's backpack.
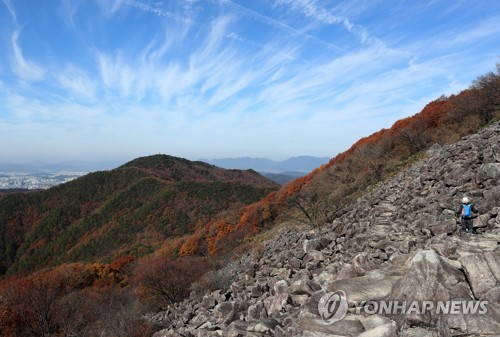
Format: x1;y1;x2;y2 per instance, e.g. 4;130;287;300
462;204;472;218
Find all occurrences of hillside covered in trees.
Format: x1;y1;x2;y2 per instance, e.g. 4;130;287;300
0;155;278;276
0;65;498;336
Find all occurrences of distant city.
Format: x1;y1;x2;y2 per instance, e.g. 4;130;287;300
0;155;331;190
0;172;86;190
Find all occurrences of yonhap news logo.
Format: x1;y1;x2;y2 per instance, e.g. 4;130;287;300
352;299;489;316
317;290;348;324
318;289;489;325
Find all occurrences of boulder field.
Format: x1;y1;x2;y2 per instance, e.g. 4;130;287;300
151;122;500;337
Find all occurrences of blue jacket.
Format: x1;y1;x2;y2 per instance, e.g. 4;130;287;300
456;203;478;219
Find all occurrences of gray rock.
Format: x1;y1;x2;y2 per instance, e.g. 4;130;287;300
152;329;183;337
246;318;280;333
264;293;292;316
247;301;268;320
481;163;500;180
273;280;289;294
429;221;454;236
303;239;322;253
190;311;211;329
475;213;491;229
222;331;247;337
427;143;442;156
289;277;321;296
202;293;218;310
490;206;500;216
386;250;473;326
482;187;500;211
290;294;309;308
295;312;364;336
326;270;401;305
446;286;500;335
213;302;236;325
400;327;438;337
334;264;366;280
459;251;500;298
357;321;397;337
357;314;394;331
399;238;417;254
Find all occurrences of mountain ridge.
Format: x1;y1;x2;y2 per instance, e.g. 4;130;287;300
0;154;278;275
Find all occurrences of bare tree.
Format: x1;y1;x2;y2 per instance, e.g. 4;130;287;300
452;65;500;127
395;123;430;155
55;290;96;337
287;186;344;227
471;64;500;123
133;255;207;310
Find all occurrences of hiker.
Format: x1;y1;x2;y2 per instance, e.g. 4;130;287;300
456;196;478;234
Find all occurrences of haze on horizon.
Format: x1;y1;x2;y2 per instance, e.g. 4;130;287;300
0;0;499;165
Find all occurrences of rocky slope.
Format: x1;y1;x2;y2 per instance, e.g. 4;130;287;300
151;122;500;337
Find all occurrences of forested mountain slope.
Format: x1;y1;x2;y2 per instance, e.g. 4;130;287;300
0;154;277;275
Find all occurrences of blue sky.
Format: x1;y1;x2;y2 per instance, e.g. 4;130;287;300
0;0;499;165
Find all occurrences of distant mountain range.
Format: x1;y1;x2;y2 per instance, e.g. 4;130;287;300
202;156;331;173
0;156;330;175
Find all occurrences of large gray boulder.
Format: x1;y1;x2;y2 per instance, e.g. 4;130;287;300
445;286;500;335
386;250;472;326
326;270;401;305
480;163;500;180
295;312;365;337
459;251;500;299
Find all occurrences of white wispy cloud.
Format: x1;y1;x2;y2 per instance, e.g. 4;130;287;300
118;0;197;26
97;52;141;99
93;15;248;106
59;0;80;30
10;30;44;81
273;0;381;46
57;65;97;102
89;7;435;135
436;15;500;48
95;0;122;18
2;0;18;25
220;0;343;53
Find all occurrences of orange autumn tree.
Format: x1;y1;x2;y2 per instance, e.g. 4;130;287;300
0;264;95;337
206;219;235;255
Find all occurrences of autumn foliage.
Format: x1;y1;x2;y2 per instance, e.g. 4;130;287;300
133;255;209;310
0;256;153;337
